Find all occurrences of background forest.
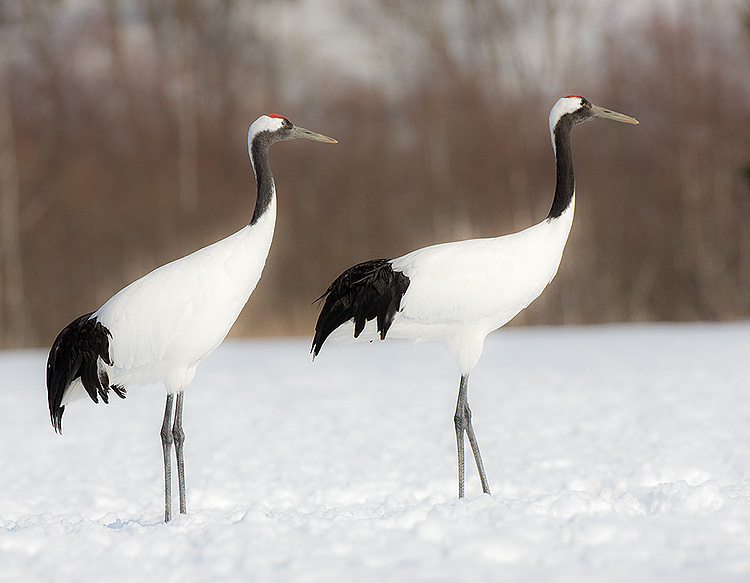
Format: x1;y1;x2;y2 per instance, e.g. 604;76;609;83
0;0;749;349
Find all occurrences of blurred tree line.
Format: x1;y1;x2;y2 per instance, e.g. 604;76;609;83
0;0;748;349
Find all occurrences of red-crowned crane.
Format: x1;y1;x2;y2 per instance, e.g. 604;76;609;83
312;96;638;498
47;114;337;522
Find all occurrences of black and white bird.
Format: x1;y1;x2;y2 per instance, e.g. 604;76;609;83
47;114;336;522
312;95;637;498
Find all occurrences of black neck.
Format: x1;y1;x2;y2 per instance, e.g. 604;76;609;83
547;116;575;220
250;133;275;225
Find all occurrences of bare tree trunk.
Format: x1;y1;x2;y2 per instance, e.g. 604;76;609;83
0;52;27;347
175;0;199;213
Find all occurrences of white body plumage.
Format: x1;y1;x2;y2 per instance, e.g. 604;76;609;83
388;200;574;373
61;198;276;407
324;201;574;375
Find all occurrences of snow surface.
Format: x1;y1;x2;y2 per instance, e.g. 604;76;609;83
1;323;749;582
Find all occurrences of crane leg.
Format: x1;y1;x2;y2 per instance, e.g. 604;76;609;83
160;393;175;522
453;374;491;498
173;391;187;516
454;384;466;498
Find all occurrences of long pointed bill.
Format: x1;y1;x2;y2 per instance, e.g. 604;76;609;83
293;125;338;143
591;104;639;125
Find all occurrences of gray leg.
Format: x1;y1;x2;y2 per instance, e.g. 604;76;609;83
454;378;467;498
172;391;187;516
453;374;491;498
160;393;175;522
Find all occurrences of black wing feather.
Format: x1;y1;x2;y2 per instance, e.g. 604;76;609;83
312;258;410;357
46;313;126;433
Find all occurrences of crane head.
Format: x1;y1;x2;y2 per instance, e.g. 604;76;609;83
549;95;638;138
248;114;337;152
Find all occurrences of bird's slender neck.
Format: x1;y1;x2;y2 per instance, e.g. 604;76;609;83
547;116;575;220
249;134;275;226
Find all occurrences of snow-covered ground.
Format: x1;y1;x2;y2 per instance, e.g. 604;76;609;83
1;323;749;582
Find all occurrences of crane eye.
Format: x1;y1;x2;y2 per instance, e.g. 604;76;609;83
282;119;292;128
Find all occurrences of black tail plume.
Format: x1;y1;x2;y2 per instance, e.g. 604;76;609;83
46;313;126;433
312;259;410;357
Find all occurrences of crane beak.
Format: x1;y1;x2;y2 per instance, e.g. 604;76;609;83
591;104;639;125
292;125;338;143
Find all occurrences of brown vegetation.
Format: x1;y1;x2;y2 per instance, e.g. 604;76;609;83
1;0;748;349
